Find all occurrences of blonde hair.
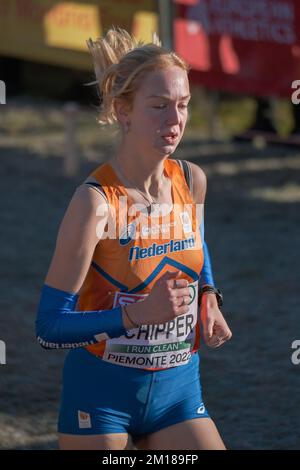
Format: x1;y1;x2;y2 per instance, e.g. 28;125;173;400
87;27;189;125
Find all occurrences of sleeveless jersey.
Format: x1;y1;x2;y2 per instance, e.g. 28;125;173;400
77;158;204;370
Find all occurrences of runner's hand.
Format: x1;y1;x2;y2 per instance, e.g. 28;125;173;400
125;270;191;326
200;293;232;348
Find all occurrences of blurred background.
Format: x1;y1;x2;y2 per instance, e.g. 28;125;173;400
0;0;299;450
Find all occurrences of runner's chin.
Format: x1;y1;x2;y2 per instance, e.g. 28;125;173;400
157;141;178;155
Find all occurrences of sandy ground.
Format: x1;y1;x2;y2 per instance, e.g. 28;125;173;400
0;102;300;449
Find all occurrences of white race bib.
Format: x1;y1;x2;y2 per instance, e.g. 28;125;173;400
103;281;198;369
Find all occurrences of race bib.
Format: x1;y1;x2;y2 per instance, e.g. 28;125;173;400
103;281;198;369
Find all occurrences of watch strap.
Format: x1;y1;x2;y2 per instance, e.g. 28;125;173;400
199;286;223;307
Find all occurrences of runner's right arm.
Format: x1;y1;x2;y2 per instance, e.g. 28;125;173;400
35;185;191;349
35;185;131;349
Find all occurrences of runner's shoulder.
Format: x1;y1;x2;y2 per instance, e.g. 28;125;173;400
75;176;109;208
187;162;207;203
62;177;109;227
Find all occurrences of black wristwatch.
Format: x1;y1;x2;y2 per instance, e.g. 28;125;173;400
198;286;223;307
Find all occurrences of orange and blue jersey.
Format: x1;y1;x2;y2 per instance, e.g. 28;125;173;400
36;158;208;370
78;158;204;370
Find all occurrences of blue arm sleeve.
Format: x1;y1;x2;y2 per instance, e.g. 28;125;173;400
35;284;126;349
199;218;215;287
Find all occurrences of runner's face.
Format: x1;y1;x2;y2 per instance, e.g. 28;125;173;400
128;66;190;157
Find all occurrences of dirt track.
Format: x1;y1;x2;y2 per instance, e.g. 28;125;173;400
0;104;300;449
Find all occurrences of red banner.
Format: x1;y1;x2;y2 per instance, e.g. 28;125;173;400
174;0;300;97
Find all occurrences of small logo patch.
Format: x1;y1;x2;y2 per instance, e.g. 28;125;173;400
119;221;136;245
113;291;148;308
197;404;206;415
78;410;92;429
94;333;110;342
179;211;192;234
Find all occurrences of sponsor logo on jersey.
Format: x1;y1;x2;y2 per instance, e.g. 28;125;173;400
197;403;206;415
179;211;192;234
119;220;177;245
141;221;176;237
78;411;92;429
119;221;137;246
113;292;148;308
129;235;195;261
188;284;196;305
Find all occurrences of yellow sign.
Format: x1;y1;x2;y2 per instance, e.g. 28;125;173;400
132;11;158;42
44;3;101;51
0;0;158;70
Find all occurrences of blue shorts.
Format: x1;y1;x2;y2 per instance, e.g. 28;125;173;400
58;348;209;438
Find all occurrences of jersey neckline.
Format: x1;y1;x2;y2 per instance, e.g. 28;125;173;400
105;158;175;219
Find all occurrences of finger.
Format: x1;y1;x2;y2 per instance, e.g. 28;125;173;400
159;270;182;282
171;280;189;290
173;286;190;297
204;317;214;340
157;270;181;287
206;336;225;348
167;274;189;290
223;331;232;341
206;341;220;349
167;269;182;277
205;339;219;348
210;340;225;349
215;337;227;348
214;326;232;341
175;295;190;307
209;331;232;347
174;303;190;316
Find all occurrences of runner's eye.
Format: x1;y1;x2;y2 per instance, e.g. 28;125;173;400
153;104;167;109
